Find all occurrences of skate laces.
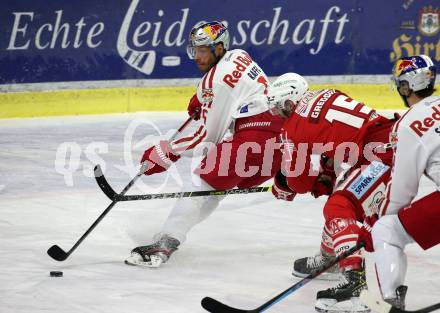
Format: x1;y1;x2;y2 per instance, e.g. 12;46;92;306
306;253;326;269
306;252;334;269
329;273;350;291
327;270;365;293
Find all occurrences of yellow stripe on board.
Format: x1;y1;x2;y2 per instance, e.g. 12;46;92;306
0;87;196;118
2;84;438;118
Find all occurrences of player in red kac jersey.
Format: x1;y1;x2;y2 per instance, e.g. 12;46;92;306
265;73;396;313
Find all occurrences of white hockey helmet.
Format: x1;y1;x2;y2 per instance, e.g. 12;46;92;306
392;55;436;92
186;21;230;59
267;73;309;117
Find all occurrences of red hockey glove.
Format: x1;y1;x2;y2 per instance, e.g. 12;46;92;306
357;214;379;252
187;94;202;120
311;173;335;198
141;140;180;175
272;171;296;201
311;156;336;198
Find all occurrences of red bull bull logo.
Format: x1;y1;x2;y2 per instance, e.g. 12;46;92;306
395;59;417;76
201;88;214;102
203;22;224;39
389;132;398;148
210;23;224;35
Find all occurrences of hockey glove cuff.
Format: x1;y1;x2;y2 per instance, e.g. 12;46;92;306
272;171;297;201
141;140;180;175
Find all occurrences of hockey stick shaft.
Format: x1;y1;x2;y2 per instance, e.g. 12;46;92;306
201;241;365;313
47;116;194;261
94;165;270;201
48;173;142;261
119;187;271;200
173;114;195;135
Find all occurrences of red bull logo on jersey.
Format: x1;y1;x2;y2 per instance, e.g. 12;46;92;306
201;88;214;102
389;132;398;148
409;104;440;137
223;52;253;88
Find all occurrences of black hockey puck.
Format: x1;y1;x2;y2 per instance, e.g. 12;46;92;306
50;271;63;277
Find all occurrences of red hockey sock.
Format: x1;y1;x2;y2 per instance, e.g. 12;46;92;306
320;225;335;256
325;218;363;270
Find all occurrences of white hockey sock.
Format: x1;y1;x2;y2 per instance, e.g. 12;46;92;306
159;179;223;243
372;215;414;299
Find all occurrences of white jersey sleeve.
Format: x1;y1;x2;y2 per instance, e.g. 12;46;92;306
382;95;440;215
170;49;269;155
381;122;428;215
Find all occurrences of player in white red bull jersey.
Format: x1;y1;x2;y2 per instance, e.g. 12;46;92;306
363;55;439;310
264;73;397;313
125;21;284;267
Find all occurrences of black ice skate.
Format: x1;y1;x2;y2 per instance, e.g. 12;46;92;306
125;235;180;268
292;251;340;281
315;268;370;313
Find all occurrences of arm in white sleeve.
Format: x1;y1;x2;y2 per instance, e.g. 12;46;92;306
170;82;237;155
382;125;429;215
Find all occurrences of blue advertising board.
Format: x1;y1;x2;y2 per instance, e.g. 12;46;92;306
0;0;438;84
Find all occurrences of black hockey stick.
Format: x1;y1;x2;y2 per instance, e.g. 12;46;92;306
360;290;440;313
47;168;144;261
47;115;194;262
201;242;365;313
95;164;271;201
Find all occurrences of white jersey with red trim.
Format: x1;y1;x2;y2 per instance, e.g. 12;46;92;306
170;49;269;154
382;95;440;215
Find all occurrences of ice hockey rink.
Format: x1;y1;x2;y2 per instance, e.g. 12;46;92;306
1;112;439;313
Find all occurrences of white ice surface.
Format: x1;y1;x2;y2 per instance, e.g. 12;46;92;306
0;112;439;313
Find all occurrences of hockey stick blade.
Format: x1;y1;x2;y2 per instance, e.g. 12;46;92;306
202;297;257;313
94;165;119;201
201;242;365;313
360;290;440;313
47;245;69;261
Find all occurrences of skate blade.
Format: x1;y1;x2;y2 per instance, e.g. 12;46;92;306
359;290;391;313
315;297;371;313
124;254;164;268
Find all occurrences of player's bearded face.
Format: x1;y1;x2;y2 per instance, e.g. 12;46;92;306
397;80;413;108
397;81;411;97
194;46;222;73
